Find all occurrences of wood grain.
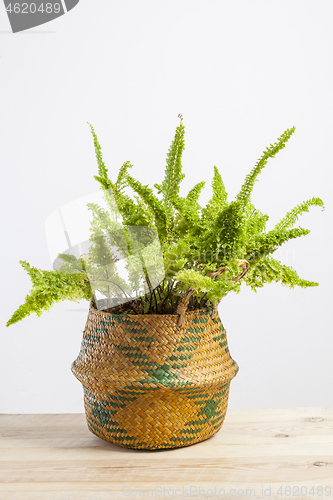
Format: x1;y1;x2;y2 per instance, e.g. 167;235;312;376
0;408;332;500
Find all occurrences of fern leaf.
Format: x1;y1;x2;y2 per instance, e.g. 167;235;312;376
155;122;186;232
236;126;296;208
116;161;133;191
203;201;246;263
245;206;269;244
173;181;205;226
125;174;167;241
244;256;318;291
6;261;92;327
274;197;324;231
88;123;114;190
200;166;228;234
246;227;311;264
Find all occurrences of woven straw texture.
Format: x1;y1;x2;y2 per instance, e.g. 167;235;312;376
71;301;239;450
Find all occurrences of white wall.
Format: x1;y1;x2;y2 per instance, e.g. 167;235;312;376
0;0;332;413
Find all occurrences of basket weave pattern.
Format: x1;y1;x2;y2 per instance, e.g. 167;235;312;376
71;302;239;449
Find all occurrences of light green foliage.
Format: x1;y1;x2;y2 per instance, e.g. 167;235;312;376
163;239;190;278
200;200;246;265
243;256;319;291
200;166;228;229
7;119;323;325
175;265;241;305
173;181;206;239
89;123;113;191
245;227;311;264
155;123;185;216
154;121;186;244
236;127;295;209
6;261;92;326
273;197;324;231
124;174;167;242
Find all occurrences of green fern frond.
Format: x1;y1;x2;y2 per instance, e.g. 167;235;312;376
173;181;205;227
212;165;228;205
6;261;92;327
203;201;246;264
88;202;128;253
115;191;153;227
202;166;228;217
274;197;324;231
88;123;114;191
246;227;311;264
185;181;205;204
244;256;318;291
163;239;190;277
245;206;269;242
174;268;240;304
154;121;186;236
236;126;296;208
115;161;133;191
198;166;228;238
125;174;167;239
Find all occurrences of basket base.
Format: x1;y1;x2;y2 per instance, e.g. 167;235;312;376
83;382;232;450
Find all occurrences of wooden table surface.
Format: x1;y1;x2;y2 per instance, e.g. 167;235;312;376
0;408;332;500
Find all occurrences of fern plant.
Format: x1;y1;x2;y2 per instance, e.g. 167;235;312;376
6;116;324;327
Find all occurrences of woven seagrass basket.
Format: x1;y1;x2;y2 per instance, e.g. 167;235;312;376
71;301;239;450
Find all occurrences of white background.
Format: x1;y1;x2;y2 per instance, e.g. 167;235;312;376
0;0;332;413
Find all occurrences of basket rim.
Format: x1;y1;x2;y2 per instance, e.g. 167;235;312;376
89;300;214;320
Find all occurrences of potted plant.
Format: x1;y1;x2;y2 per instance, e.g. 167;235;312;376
7;115;324;450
